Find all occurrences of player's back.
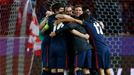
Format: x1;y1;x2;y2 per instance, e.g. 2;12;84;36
83;20;109;51
68;22;90;54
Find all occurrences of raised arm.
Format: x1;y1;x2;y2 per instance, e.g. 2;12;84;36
39;11;54;32
39;16;48;30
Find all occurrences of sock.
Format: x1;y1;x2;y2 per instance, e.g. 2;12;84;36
91;70;99;75
69;68;74;75
42;71;51;75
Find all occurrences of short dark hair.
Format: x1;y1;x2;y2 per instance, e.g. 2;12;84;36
65;4;73;8
82;5;89;12
52;3;64;12
74;4;82;9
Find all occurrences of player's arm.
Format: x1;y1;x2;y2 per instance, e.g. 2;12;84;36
71;29;89;40
50;28;89;40
41;23;49;33
39;16;48;30
39;11;53;32
55;14;83;25
49;23;89;40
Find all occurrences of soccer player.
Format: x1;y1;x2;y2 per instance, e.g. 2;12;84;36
73;5;92;75
39;10;54;75
64;5;74;75
47;3;67;75
40;3;65;75
82;16;112;75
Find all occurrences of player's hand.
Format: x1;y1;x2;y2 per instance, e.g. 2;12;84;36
27;48;30;52
49;32;56;37
45;11;54;17
87;40;89;43
84;34;90;40
54;20;62;25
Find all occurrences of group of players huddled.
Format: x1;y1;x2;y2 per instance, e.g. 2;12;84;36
39;2;113;75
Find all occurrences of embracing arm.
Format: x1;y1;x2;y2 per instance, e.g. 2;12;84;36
39;16;48;30
71;29;89;40
49;28;89;40
55;14;83;25
50;29;89;40
50;25;89;40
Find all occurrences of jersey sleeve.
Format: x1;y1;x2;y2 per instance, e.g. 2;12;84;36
83;20;93;30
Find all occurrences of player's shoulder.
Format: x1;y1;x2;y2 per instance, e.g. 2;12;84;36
49;14;56;18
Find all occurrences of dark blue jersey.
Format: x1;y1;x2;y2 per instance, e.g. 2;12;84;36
83;20;109;50
47;14;68;52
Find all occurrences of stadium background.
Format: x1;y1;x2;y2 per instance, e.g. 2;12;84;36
0;0;134;75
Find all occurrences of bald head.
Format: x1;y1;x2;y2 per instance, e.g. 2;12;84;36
65;6;73;15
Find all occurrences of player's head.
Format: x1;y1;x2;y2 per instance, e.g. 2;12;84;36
82;5;91;15
65;5;73;15
74;5;83;17
52;3;65;14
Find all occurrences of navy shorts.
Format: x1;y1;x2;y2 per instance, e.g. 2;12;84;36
97;47;111;69
74;49;92;68
48;38;68;69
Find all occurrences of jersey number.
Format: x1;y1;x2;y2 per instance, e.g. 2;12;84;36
93;22;103;34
